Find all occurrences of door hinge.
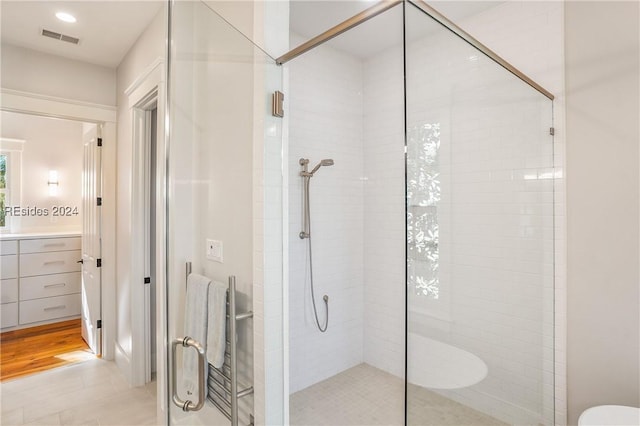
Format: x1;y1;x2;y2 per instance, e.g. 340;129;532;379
97;137;103;147
549;127;555;136
144;277;151;284
96;258;102;267
97;319;102;329
97;197;102;206
272;91;284;118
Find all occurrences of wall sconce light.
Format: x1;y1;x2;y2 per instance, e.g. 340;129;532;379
48;170;59;196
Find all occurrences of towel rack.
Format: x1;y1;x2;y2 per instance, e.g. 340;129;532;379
207;275;254;426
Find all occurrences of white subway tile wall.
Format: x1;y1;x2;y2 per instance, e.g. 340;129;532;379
288;36;366;394
362;45;406;378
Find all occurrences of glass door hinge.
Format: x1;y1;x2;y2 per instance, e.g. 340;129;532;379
272;91;284;118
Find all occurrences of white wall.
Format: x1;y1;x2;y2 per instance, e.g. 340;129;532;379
114;5;164;381
1;44;116;106
0;111;83;233
565;2;640;424
288;35;365;394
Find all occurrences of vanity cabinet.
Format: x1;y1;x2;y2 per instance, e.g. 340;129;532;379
1;240;19;328
0;234;81;330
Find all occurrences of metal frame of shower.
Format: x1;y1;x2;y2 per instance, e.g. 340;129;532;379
275;0;555;101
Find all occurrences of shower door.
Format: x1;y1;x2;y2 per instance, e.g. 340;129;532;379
404;2;555;425
166;1;282;424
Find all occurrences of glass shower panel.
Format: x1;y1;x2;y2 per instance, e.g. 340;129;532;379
167;1;282;424
405;4;554;426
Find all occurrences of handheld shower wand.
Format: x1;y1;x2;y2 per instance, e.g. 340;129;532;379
299;157;334;333
299;158;334;178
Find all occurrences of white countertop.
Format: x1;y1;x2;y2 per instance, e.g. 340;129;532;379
0;231;81;240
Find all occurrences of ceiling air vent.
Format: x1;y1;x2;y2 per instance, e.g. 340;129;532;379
41;28;80;45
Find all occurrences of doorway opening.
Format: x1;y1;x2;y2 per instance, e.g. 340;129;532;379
0;111;102;381
130;89;161;386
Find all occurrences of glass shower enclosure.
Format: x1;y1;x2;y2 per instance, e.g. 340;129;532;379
163;0;555;424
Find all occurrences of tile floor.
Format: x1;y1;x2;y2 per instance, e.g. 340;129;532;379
2;359;508;426
0;358;158;426
290;363;507;426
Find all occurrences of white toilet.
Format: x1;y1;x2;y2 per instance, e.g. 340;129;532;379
578;405;640;426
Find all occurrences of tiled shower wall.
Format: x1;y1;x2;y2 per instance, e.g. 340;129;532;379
288;37;365;394
361;47;405;378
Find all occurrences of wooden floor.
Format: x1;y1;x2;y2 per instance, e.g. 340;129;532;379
0;319;94;381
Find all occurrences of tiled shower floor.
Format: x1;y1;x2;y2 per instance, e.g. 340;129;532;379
290;363;507;426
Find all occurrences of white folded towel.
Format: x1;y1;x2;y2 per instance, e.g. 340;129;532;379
207;281;228;369
183;273;211;396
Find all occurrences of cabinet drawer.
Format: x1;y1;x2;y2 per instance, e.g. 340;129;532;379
1;240;18;255
1;255;18;279
20;273;81;301
1;302;18;328
20;237;81;254
19;294;81;325
1;279;18;303
19;251;81;277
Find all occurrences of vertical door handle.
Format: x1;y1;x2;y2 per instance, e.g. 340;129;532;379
171;337;206;412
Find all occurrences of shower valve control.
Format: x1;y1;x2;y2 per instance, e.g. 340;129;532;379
206;239;223;263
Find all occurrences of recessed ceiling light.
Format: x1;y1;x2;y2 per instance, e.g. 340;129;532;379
55;12;76;23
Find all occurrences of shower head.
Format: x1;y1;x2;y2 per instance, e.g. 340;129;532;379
310;159;334;175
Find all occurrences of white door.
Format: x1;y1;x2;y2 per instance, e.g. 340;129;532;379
81;123;102;355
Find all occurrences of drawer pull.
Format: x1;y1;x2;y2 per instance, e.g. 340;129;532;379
43;261;66;266
44;305;66;311
44;283;66;289
43;243;66;247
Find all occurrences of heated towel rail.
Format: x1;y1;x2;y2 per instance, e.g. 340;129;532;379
207;276;254;425
172;264;253;426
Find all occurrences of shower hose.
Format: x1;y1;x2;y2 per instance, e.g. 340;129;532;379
304;176;329;333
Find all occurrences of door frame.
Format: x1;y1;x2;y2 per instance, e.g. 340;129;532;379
126;58;166;388
0;88;117;360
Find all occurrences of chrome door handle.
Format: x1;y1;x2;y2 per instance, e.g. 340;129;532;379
171;337;206;412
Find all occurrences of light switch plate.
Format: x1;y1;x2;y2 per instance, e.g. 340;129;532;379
206;239;223;263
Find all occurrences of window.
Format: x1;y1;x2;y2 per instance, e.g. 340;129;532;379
407;123;441;299
0;138;25;232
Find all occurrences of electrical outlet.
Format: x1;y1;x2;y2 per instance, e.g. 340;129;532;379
206;239;223;263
